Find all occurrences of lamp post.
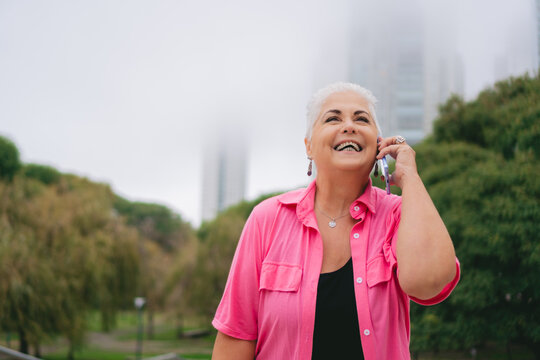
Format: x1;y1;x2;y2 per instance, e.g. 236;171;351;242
134;297;146;360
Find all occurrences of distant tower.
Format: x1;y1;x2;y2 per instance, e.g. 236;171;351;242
201;125;247;221
349;0;464;143
495;0;538;82
535;0;540;71
423;1;464;131
350;0;425;144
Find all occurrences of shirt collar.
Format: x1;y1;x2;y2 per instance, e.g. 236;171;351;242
277;178;378;226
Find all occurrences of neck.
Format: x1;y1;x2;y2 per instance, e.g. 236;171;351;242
314;168;370;216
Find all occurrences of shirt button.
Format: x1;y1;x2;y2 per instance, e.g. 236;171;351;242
353;233;360;239
353;206;360;211
356;277;363;284
363;329;371;336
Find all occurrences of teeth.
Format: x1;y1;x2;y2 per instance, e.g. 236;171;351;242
335;141;361;152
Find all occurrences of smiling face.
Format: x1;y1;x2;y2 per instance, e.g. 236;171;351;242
305;90;378;176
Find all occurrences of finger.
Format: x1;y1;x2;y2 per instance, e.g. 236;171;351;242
378;136;407;150
378;137;395;149
376;144;401;159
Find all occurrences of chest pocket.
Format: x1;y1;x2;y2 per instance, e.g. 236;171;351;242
259;262;302;292
366;255;392;287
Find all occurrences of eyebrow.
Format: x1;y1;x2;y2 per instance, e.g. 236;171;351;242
323;109;371;117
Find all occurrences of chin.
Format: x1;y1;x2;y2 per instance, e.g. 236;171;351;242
332;161;368;173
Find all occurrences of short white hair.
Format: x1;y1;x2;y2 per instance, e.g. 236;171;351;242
305;82;380;140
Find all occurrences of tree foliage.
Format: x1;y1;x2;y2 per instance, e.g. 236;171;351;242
0;174;142;357
0;140;200;355
114;197;192;252
434;74;540;159
0;135;21;182
113;197;196;337
410;72;540;358
0;159;191;357
22;163;61;185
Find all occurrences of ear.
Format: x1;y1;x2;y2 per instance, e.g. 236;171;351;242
304;137;312;158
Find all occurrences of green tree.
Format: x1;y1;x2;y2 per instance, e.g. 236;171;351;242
0;135;21;183
114;197;192;252
113;197;194;337
22;163;61;185
410;72;540;358
0;173;142;358
434;74;540;159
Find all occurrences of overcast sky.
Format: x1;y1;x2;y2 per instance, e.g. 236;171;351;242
1;0;537;225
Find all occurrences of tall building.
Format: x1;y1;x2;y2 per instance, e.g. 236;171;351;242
494;0;538;82
423;2;464;133
536;0;540;68
201;126;247;221
349;0;463;144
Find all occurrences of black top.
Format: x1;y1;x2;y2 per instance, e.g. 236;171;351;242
312;258;364;359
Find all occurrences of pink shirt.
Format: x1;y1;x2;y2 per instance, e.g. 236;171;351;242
213;180;460;360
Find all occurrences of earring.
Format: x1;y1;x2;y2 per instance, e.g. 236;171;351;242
374;140;380;177
307;157;313;176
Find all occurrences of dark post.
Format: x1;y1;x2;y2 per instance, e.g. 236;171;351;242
134;297;146;360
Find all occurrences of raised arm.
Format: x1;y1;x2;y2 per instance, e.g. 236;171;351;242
377;137;456;300
212;331;256;360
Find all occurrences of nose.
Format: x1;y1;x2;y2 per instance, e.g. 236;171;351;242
342;119;356;134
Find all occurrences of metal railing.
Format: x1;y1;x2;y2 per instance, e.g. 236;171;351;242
0;345;42;360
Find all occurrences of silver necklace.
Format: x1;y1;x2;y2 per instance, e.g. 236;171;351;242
316;207;349;228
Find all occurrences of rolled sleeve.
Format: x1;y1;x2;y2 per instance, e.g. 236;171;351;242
409;258;461;306
212;211;263;340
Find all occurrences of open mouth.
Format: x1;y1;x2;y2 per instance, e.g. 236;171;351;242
333;141;362;152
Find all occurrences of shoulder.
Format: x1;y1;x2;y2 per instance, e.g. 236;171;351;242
248;187;304;224
252;187;305;213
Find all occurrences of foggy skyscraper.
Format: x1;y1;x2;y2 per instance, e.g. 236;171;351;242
349;0;464;143
201;126;247;221
423;1;464;132
536;0;540;68
494;0;538;82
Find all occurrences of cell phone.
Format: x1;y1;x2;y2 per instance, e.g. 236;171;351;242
380;156;390;195
376;135;391;195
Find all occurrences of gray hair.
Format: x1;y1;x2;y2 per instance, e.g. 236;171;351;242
305;82;380;140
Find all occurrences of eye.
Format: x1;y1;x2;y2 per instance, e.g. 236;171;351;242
325;116;340;123
355;116;369;123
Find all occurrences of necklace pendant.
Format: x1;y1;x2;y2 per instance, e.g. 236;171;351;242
328;220;337;228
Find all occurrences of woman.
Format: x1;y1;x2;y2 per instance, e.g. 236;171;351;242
211;82;460;360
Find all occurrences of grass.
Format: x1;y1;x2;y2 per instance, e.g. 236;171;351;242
116;325;214;342
85;310;140;332
182;354;212;360
42;348;156;360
